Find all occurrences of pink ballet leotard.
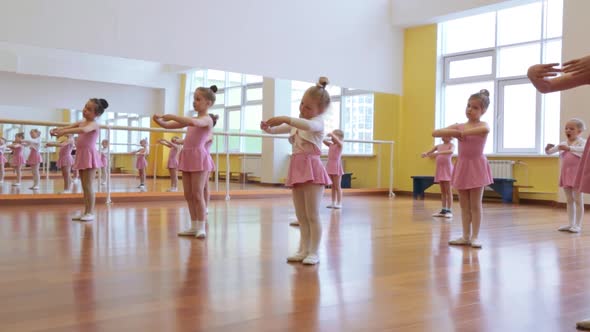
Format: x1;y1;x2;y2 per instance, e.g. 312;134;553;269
10;145;25;167
26;139;42;166
57;141;74;168
286;131;332;187
167;145;179;169
560;151;581;188
178;125;214;172
73;126;103;170
434;143;453;183
451;124;493;190
325;143;343;176
136;148;148;170
205;139;215;171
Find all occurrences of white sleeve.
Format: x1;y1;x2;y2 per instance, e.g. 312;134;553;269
571;138;587;157
267;124;292;134
289;117;323;132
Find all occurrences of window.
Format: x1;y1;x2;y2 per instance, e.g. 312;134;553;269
69;110;151;153
439;0;562;154
291;81;374;155
186;70;263;153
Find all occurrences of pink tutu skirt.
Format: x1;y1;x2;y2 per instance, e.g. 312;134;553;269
57;154;74;168
136;155;147;170
435;155;453;183
11;153;25;167
167;156;178;169
560;152;580;188
451;156;493;190
27;150;42;165
178;147;213;172
73;148;103;170
286;153;332;187
325;158;343;176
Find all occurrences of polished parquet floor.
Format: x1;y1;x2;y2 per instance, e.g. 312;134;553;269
0;196;589;331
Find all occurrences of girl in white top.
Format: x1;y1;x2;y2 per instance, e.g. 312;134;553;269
545;118;587;233
261;77;332;265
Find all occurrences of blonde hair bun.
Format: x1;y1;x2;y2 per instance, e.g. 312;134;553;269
317;77;330;89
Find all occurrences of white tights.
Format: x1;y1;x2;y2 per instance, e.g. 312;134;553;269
292;183;324;256
564;188;584;228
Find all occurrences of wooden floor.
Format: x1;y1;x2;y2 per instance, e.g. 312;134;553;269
0;196;588;331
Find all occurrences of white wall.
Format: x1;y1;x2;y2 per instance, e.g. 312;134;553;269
0;105;62;122
0;0;403;94
0;71;164;116
0;42;181;115
392;0;534;26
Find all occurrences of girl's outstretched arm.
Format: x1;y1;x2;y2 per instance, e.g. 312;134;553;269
159;139;173;148
421;146;437;158
323;139;333;147
545;143;559;155
433;124;462;138
265;116;323;132
328;133;343;146
261;121;291;134
157;114;212;128
462;123;490;137
54;122;99;136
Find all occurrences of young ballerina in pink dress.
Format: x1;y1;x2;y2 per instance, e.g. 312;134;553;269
134;138;149;191
46;134;74;193
433;89;493;249
324;129;344;209
422;137;455;218
545;119;586;233
261;77;332;265
0;137;7;184
153;85;217;239
51;98;108;222
22;129;43;190
159;136;182;192
7;132;26;187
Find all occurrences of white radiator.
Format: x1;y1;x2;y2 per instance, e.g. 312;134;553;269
489;160;515;179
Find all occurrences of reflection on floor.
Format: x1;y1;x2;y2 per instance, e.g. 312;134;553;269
0;196;584;331
0;175;283;195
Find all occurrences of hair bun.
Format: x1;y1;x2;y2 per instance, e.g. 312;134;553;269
317;77;329;89
212;114;219;120
99;98;109;109
210;85;218;93
479;89;490;97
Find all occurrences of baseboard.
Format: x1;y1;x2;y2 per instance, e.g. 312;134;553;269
0;188;392;205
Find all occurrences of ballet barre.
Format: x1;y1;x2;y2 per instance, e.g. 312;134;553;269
0;118;396;202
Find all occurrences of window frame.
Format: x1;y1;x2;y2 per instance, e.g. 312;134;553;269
439;0;562;155
186;70;264;154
